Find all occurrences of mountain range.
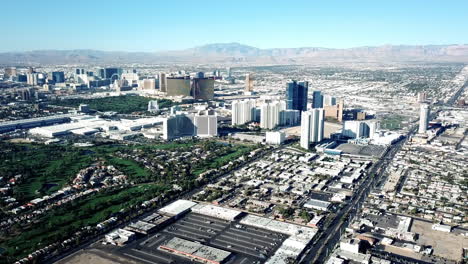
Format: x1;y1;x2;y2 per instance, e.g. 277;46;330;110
1;43;468;65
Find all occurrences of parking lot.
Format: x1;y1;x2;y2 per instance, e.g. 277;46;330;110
118;212;287;264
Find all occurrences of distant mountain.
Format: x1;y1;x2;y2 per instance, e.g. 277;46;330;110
1;43;468;65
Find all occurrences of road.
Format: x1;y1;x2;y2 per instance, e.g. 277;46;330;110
300;78;468;264
300;136;408;263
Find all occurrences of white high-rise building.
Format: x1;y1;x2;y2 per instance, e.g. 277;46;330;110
147;100;159;112
300;109;325;149
194;112;218;137
232;99;256;125
266;131;285;145
418;103;430;134
260;101;282;129
343;120;379;139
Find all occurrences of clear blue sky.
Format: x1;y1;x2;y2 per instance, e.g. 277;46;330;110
1;0;467;52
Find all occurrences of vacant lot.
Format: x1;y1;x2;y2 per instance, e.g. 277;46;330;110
411;219;468;261
56;249;137;264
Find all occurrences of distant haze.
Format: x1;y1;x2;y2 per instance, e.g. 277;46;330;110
1;43;468;65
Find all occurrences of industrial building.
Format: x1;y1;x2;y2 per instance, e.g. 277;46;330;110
29;115;165;138
0;114;76;133
158;199;197;217
159;237;232;264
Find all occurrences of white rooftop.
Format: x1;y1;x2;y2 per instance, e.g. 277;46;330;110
158;199;197;216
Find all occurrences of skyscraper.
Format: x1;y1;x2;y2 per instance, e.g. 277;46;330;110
159;73;167;92
194;112;218;137
312;91;324;108
232;99;256;125
300;109;325;149
191;76;215;100
245;73;254;92
166;76;191;96
286;80;308;112
418;103;430;134
104;68;121;80
51;71;65;83
260;101;282;129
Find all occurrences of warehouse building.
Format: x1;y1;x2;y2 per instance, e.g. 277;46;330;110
159;237;232;264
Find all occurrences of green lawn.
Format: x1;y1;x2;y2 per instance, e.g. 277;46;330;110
0;144;94;202
51;95;174;114
106;157;151;179
1;184;168;260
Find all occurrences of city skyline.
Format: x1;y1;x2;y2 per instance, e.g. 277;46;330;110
1;0;468;52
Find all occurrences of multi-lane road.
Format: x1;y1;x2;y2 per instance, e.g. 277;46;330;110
300;78;468;264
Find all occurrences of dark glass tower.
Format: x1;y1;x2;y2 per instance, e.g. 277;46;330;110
312;90;323;108
286;80;308;112
51;71;65;83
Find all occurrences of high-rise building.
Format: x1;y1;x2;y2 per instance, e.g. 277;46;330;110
227;67;232;78
245;73;254;92
194;112;217;137
417;92;427;103
121;71;139;87
260;101;282;129
51;71;65;83
163;112;217;140
191;77;215;100
159;73;167;92
104;68;121;81
286;81;308;112
4;67;17;78
418;103;430;134
140;78;156;90
312;91;324;108
26;73;39;85
324;99;344;122
231;99;256;125
166;76;191;96
280;110;300;126
324;95;337;106
147;100;159;112
300;109;325;149
342;120;378;139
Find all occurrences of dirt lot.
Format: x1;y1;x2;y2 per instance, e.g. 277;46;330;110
55;249;138;264
411;219;468;261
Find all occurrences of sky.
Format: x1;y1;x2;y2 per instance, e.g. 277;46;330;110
1;0;467;52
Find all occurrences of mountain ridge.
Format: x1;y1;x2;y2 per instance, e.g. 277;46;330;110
1;43;468;65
